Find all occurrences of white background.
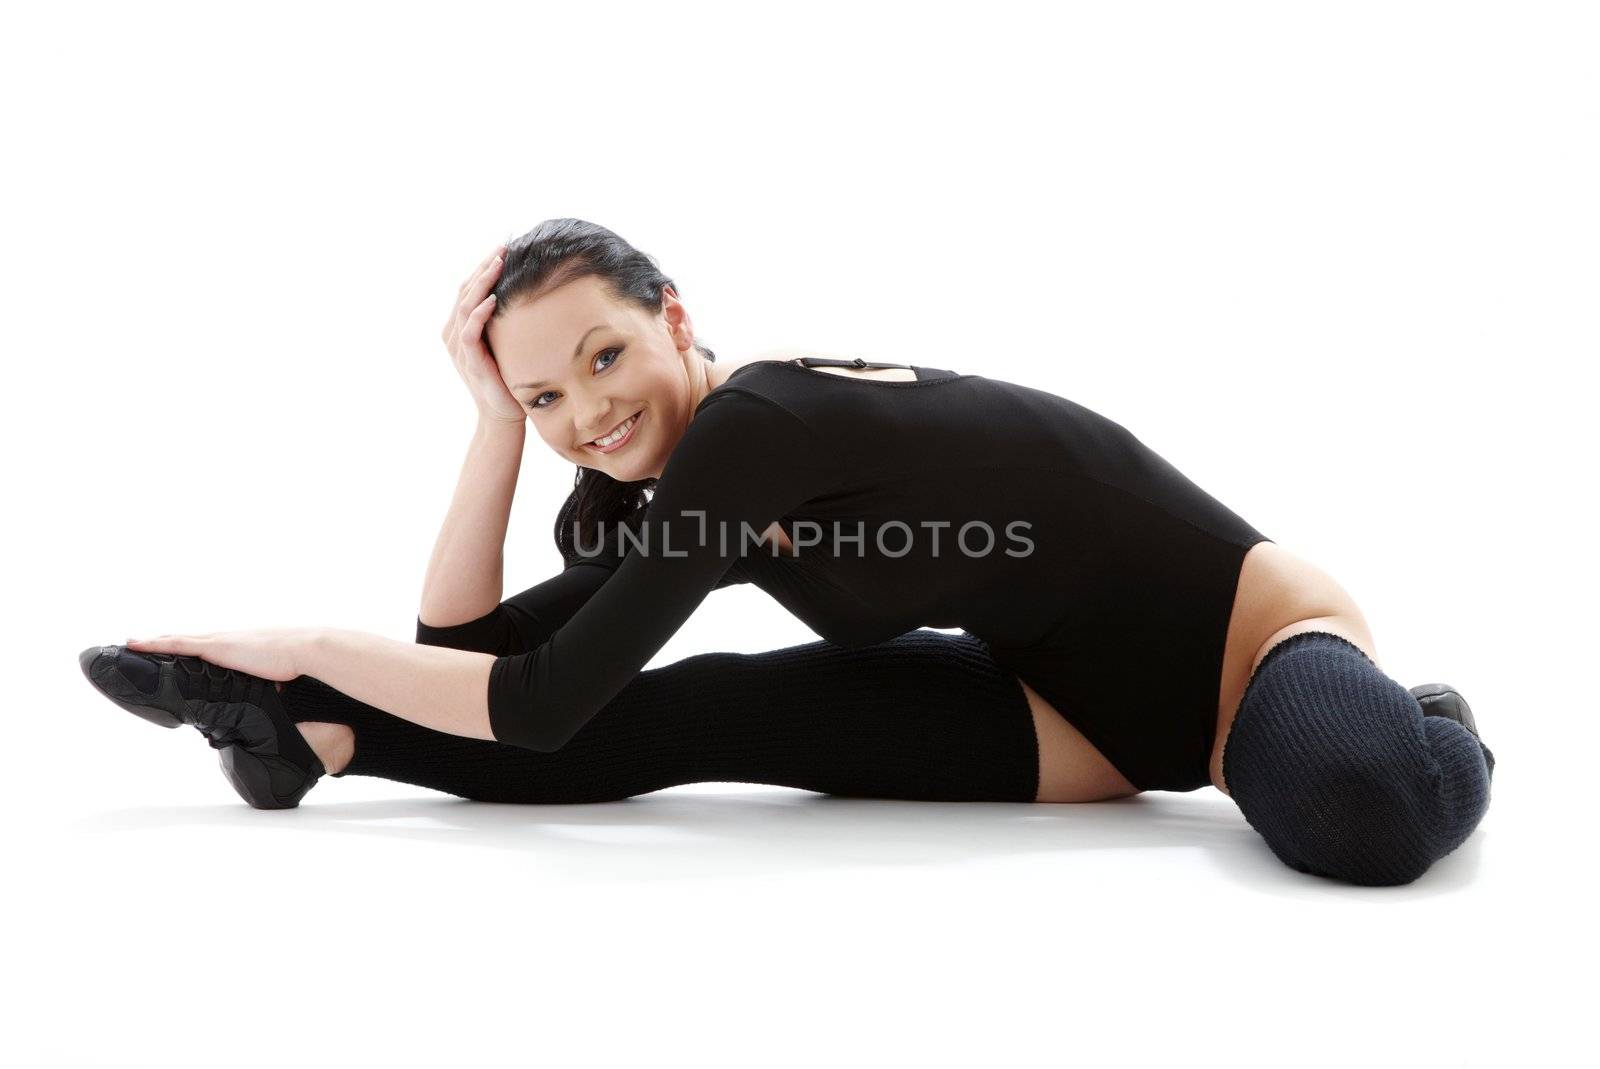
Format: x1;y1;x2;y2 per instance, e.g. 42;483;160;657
5;2;1595;1066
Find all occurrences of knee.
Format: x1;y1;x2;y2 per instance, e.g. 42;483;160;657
1220;631;1496;885
1238;752;1442;885
1230;722;1494;886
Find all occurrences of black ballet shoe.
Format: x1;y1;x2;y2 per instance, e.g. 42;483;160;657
77;645;326;809
1408;683;1479;737
1409;682;1495;775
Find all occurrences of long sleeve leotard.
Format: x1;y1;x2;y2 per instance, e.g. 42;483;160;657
438;358;1271;792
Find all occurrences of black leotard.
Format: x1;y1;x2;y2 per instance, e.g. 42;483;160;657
471;356;1272;791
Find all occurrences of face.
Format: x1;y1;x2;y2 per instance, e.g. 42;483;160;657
486;276;706;482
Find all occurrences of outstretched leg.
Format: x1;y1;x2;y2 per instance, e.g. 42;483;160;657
279;630;1041;804
1221;630;1495;885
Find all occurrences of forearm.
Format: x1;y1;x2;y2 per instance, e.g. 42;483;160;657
299;627;498;741
418;417;527;628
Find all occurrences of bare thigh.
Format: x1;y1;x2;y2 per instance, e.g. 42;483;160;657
1023;679;1142;803
1024;540;1384;803
1208;541;1381;795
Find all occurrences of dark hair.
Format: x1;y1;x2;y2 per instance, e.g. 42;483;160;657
488;218;717;569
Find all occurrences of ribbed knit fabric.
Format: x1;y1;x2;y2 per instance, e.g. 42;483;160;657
1221;630;1495;886
278;630;1040;804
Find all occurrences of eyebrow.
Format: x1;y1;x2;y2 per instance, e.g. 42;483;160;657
511;325;611;391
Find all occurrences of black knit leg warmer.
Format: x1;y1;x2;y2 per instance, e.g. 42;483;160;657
1221;630;1495;886
277;630;1040;804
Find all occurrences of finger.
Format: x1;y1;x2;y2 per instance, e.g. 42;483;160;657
469;292;497;324
458;256;504;318
459;294;498;355
126;634;205;655
447;249;507;344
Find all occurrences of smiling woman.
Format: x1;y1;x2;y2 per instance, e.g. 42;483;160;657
79;217;1494;887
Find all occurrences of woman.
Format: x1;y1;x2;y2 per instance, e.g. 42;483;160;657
79;218;1495;886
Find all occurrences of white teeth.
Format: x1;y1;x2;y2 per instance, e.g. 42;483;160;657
592;414;637;447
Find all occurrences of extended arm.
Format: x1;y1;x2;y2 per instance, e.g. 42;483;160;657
297;629;496;739
290;558;621;741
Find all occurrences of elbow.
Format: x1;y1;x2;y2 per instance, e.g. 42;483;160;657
486;652;599;754
487;699;586;755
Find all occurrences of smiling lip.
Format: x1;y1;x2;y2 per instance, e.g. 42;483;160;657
585;410;643;454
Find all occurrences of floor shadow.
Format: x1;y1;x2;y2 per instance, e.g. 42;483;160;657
68;785;1486;897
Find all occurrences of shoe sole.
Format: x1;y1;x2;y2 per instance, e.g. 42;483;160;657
218;746;319;809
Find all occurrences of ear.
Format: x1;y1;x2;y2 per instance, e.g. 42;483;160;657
660;285;696;350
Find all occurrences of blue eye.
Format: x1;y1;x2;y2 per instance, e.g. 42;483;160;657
527;348;623;409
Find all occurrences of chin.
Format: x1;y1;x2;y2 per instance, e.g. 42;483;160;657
613;452;657;483
577;451;633;480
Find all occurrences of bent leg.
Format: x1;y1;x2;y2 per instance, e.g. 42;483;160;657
1221;630;1495;886
278;630;1040;804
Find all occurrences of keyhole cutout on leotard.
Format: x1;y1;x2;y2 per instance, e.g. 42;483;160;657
803;365;916;382
791;357;917;383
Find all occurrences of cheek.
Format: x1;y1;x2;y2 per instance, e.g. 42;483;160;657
537;424;574;455
635;364;680;409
